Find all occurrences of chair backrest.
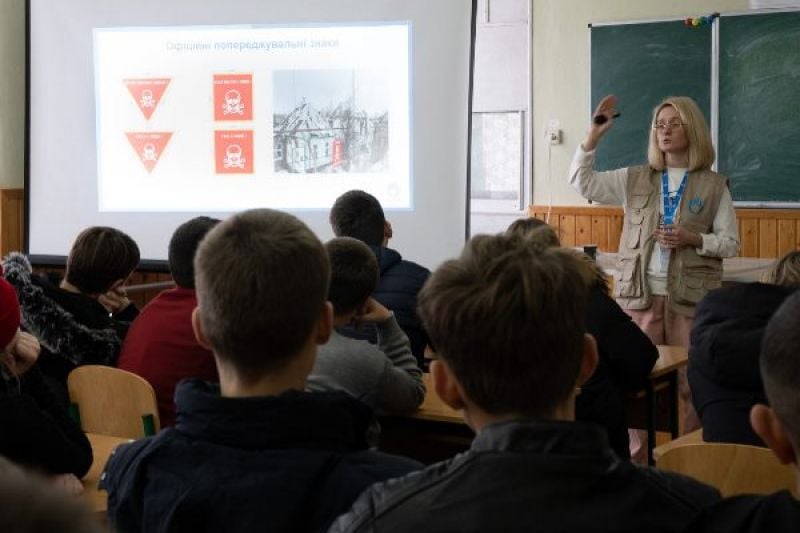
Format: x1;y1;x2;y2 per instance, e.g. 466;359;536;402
656;442;797;497
67;365;160;439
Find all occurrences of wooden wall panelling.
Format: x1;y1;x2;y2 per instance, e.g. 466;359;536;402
530;205;800;259
575;215;593;246
591;215;609;250
0;189;24;257
558;215;576;247
758;218;778;259
738;219;759;257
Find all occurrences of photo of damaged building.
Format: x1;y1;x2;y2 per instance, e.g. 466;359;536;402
273;98;388;173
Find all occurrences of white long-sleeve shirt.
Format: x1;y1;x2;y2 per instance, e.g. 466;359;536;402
568;146;740;294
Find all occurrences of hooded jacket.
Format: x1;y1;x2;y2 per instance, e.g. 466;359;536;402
102;380;421;533
688;283;796;445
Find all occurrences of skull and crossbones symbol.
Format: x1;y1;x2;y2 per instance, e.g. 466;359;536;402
223;144;245;169
140;89;156;108
141;143;158;162
222;89;245;116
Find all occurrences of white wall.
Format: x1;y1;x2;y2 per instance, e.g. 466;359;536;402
531;0;749;206
0;0;26;188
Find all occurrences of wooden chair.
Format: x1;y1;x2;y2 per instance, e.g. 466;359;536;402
656;441;797;497
67;365;160;439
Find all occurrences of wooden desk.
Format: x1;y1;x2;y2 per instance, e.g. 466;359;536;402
381;345;688;465
83;433;132;516
640;345;688;465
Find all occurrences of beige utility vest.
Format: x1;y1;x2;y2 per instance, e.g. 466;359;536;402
613;165;727;316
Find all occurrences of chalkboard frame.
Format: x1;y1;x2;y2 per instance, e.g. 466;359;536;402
590;7;800;207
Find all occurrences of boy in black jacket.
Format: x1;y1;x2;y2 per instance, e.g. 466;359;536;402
330;232;718;533
102;209;419;533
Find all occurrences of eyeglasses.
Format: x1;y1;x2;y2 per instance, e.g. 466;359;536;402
653;120;685;131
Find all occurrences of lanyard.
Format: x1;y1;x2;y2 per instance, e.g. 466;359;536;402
662;170;688;225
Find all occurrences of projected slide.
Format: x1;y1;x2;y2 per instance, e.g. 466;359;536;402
94;24;410;212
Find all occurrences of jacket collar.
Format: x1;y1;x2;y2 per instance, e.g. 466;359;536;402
471;419;618;461
174;379;377;452
369;245;402;274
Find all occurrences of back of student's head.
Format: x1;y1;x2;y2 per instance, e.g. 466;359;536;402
760;290;800;448
418;232;593;418
0;457;103;533
168;216;221;289
194;209;329;373
765;250;800;288
64;226;140;294
325;237;379;316
506;218;560;246
506;218;606;288
330;190;386;246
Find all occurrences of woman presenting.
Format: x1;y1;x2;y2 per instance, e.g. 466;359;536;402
569;95;740;431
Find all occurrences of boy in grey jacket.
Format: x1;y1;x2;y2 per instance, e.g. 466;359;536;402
307;237;425;415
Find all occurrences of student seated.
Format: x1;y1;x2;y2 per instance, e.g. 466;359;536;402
330;232;719;533
684;290;800;532
118;216;220;427
101;209;421;533
507;218;658;459
2;226;140;399
0;270;92;481
307;237;425;415
689;250;800;446
330;190;430;367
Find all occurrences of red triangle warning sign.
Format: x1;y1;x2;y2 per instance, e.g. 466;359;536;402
124;78;171;120
125;132;173;173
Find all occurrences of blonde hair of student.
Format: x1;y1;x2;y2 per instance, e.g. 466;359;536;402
647;96;716;172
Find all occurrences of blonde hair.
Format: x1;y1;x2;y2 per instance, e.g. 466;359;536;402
647;96;715;171
765;250;800;288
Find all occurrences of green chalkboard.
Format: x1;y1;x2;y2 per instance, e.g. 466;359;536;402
591;21;712;171
718;12;800;203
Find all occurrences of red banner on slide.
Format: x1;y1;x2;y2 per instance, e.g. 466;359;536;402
126;132;173;173
215;130;253;174
214;74;253;121
124;78;171;120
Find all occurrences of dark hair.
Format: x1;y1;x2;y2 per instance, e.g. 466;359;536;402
168;217;221;288
329;190;386;246
761;290;800;446
194;209;329;374
418;232;593;418
64;227;140;294
326;237;379;315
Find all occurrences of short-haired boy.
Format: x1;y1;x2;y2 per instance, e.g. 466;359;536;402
329;190;429;367
330;232;718;533
684;290;800;532
118;216;221;427
2;226;140;398
307;237;425;415
102;209;420;533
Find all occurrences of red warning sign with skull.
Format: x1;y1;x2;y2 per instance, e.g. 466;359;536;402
214;74;253;121
215;130;254;174
126;132;173;173
124;78;171;121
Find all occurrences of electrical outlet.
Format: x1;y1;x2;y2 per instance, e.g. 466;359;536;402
546;119;562;145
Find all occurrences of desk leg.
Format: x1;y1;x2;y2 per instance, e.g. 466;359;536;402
646;382;656;466
668;371;679;439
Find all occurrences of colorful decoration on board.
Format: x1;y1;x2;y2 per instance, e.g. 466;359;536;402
685;12;720;28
